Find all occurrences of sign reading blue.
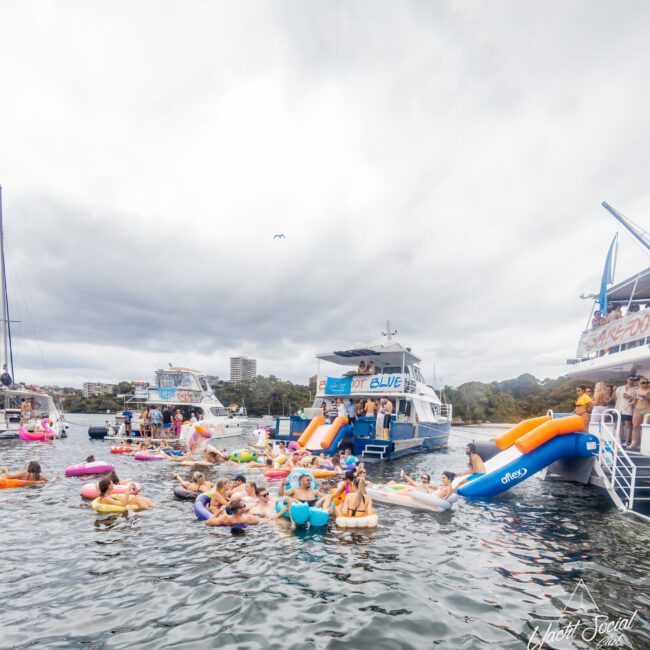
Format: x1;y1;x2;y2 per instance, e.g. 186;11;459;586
369;375;402;391
158;387;177;400
324;376;353;396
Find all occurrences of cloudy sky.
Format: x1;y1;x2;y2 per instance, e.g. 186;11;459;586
0;1;649;389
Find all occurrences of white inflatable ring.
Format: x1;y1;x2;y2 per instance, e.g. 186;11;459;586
410;491;458;510
335;514;378;528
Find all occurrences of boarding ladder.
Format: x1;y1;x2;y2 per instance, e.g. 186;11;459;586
360;444;387;460
593;409;650;522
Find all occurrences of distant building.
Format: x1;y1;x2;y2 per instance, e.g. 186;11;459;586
82;382;117;398
229;357;257;383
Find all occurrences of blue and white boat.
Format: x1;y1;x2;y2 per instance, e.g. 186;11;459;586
274;334;452;460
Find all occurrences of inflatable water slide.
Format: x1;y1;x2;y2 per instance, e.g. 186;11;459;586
296;416;352;455
456;415;599;498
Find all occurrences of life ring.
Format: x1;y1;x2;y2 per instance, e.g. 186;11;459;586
174;485;198;500
308;507;330;527
65;461;115;476
110;447;131;455
335;514;378;528
342;455;358;466
230;449;259;463
133;453;165;461
310;469;337;479
80;482;141;499
275;500;310;525
0;477;44;489
193;493;213;521
263;469;290;479
91;497;142;513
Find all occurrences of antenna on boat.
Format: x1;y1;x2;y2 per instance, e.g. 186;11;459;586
601;202;650;251
381;321;397;342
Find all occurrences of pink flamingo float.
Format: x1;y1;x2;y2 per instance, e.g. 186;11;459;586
19;418;56;441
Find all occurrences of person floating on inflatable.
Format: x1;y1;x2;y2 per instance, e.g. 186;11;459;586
454;443;486;489
206;498;261;527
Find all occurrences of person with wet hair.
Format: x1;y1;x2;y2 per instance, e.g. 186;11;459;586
97;477;154;510
321;469;356;510
454;443;486;488
85;455;96;463
335;477;375;519
1;461;51;482
209;478;231;514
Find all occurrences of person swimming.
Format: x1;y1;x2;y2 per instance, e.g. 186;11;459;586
249;487;277;517
1;461;50;483
209;478;231;514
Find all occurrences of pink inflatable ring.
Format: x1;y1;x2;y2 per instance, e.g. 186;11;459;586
133;452;165;461
80;482;142;499
65;461;115;477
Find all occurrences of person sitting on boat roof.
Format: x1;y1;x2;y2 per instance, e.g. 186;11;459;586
367;360;376;375
607;303;623;322
454;444;486;489
356;360;367;375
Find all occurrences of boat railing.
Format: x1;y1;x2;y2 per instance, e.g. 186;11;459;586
597;409;646;512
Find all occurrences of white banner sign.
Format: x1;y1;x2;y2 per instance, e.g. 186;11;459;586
317;373;406;396
577;310;650;356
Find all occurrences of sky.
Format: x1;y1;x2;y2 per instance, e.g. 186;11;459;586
0;0;649;389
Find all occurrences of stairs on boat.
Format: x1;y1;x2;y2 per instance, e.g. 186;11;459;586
594;410;650;521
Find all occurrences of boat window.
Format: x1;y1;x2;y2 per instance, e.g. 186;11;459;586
199;377;209;392
210;406;228;417
413;400;433;422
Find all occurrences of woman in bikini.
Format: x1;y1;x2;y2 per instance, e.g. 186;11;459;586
630;376;650;451
208;478;231;514
1;461;51;483
97;478;155;510
335;477;375;519
173;471;213;494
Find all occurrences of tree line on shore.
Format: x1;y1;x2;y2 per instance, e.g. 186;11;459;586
60;373;588;421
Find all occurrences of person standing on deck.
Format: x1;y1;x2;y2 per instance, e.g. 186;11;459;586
574;385;593;432
149;405;163;439
346;399;356;425
376;399;386;439
336;398;346;419
383;399;393;437
615;376;636;447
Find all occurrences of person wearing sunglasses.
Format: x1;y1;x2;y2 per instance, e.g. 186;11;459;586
630;376;649;451
249;486;276;517
399;470;433;491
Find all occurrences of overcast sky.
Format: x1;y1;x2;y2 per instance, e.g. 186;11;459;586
0;1;649;389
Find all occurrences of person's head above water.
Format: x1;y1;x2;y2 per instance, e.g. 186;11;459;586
98;477;112;497
234;475;246;485
229;499;245;514
85;455;95;463
441;471;456;483
190;471;205;484
419;473;431;484
299;474;312;488
27;461;42;479
107;471;120;484
344;470;356;482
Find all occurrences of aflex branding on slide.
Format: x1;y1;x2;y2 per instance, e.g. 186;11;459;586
501;468;527;484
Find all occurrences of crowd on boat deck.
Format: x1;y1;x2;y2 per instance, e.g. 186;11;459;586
131;406;199;439
590;302;643;328
573;376;649;451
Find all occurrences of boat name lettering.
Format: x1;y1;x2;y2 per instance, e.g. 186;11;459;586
578;310;650;356
369;376;402;390
501;468;527;484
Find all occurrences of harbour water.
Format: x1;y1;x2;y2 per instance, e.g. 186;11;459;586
1;415;648;649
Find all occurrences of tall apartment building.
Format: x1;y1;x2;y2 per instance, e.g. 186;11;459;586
82;382;117;398
229;357;257;383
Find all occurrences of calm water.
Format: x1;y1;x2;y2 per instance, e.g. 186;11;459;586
1;415;648;650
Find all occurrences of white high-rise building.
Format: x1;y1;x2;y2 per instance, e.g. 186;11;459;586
229;357;257;383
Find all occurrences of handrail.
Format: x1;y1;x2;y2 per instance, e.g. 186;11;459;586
598;409;638;510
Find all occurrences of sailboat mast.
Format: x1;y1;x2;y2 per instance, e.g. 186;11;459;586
0;185;14;382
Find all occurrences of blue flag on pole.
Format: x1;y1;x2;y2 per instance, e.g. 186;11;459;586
599;233;618;315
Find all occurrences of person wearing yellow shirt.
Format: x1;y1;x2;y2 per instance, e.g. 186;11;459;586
574;385;593;431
